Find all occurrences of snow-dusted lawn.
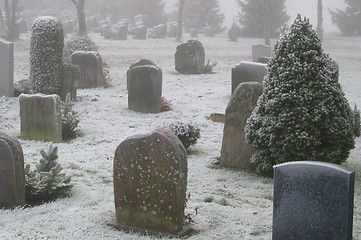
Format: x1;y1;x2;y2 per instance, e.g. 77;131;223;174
0;32;360;239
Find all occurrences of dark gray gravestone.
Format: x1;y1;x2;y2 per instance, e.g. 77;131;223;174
175;40;205;75
231;61;267;93
273;161;354;240
59;63;80;101
0;38;14;97
127;65;162;113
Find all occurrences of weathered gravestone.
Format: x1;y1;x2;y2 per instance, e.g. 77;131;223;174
175;40;205;75
113;129;188;236
220;82;263;169
273;161;355;240
252;44;271;62
117;24;128;40
167;22;177;38
0;38;14;97
71;51;104;89
59;63;80;101
0;133;25;209
231;61;267;93
127;65;162;113
19;94;62;143
133;25;147;40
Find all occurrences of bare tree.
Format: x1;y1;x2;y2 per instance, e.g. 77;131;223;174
316;0;323;41
70;0;87;36
176;0;185;42
1;0;18;40
263;0;271;45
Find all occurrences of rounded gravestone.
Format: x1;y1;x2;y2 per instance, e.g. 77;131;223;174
175;39;205;74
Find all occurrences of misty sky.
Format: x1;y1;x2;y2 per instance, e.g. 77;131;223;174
165;0;346;34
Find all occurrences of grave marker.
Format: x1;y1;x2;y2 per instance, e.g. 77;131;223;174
231;61;267;93
252;44;271;62
0;38;14;97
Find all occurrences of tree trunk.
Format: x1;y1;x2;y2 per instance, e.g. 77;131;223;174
176;0;185;42
3;0;18;41
263;0;270;45
71;0;87;36
316;0;323;41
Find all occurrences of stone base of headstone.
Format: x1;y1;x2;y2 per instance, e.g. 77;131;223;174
231;61;267;93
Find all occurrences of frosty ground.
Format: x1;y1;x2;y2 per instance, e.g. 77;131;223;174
0;32;360;240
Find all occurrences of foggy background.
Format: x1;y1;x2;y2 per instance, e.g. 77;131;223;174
165;0;346;34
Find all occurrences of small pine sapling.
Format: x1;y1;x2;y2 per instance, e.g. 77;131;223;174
228;22;241;42
351;104;361;137
167;122;201;150
25;145;73;204
61;93;80;141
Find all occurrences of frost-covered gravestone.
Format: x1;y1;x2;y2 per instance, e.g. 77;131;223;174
273;161;354;240
0;38;14;97
133;25;147;40
71;51;104;89
231;61;267;93
30;16;64;95
220;82;263;169
117;24;128;40
175;40;205;75
19;94;62;143
0;133;25;209
113;129;188;236
252;44;271;62
60;63;80;101
127;64;162;113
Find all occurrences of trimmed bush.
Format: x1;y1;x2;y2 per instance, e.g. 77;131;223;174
63;35;97;63
245;15;354;176
167;122;200;150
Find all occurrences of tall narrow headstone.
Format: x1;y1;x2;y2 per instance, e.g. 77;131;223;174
231;61;267;93
273;161;355;240
252;44;271;62
113;129;188;235
0;38;14;97
71;51;104;89
127;65;162;113
220;82;263;169
0;133;25;209
19;94;62;143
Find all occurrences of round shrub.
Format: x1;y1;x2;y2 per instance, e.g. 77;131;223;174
30;16;64;95
245;15;354;176
63;35;97;63
167;122;200;150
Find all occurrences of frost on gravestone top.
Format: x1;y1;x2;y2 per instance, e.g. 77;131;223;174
273;161;354;240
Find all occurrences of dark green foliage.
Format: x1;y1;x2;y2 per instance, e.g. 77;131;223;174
61;93;80;141
63;35;97;63
351;104;361;137
329;0;361;35
25;145;73;204
237;0;289;38
228;22;241;41
184;0;225;34
203;60;217;74
167;122;201;150
30;16;64;95
245;15;354;176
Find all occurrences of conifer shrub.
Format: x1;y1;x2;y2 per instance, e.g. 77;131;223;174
63;35;97;63
245;15;355;176
167;122;201;150
203;60;217;74
228;22;241;42
351;104;361;137
30;16;64;95
25;145;73;204
61;93;80;141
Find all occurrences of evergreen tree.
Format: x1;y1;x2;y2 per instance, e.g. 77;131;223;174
245;15;355;176
184;0;225;34
329;0;361;35
129;0;167;26
237;0;289;38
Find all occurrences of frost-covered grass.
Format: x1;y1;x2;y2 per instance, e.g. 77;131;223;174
0;32;360;239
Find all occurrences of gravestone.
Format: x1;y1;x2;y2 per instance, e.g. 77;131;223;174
113;129;188;235
252;44;271;62
273;161;355;240
220;82;263;169
19;94;62;143
0;38;14;97
0;133;25;209
133;25;147;40
231;61;267;93
175;40;205;75
127;65;162;113
71;51;105;89
167;22;177;38
117;24;128;40
155;24;167;39
59;63;80;101
203;26;215;37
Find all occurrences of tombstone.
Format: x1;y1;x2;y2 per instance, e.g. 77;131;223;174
167;22;177;38
220;82;263;169
0;38;14;97
175;40;205;75
0;133;25;209
127;65;162;113
273;161;355;240
71;51;104;89
19;94;62;143
117;24;128;40
16;19;28;34
231;61;267;93
59;63;80;101
252;44;271;62
133;25;147;40
256;56;272;64
113;129;188;236
203;26;215;37
154;24;166;39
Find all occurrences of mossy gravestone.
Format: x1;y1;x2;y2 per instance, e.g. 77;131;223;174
127;65;162;113
231;61;267;93
113;129;188;236
0;133;25;208
273;161;354;240
175;40;205;75
220;82;263;169
19;94;62;143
